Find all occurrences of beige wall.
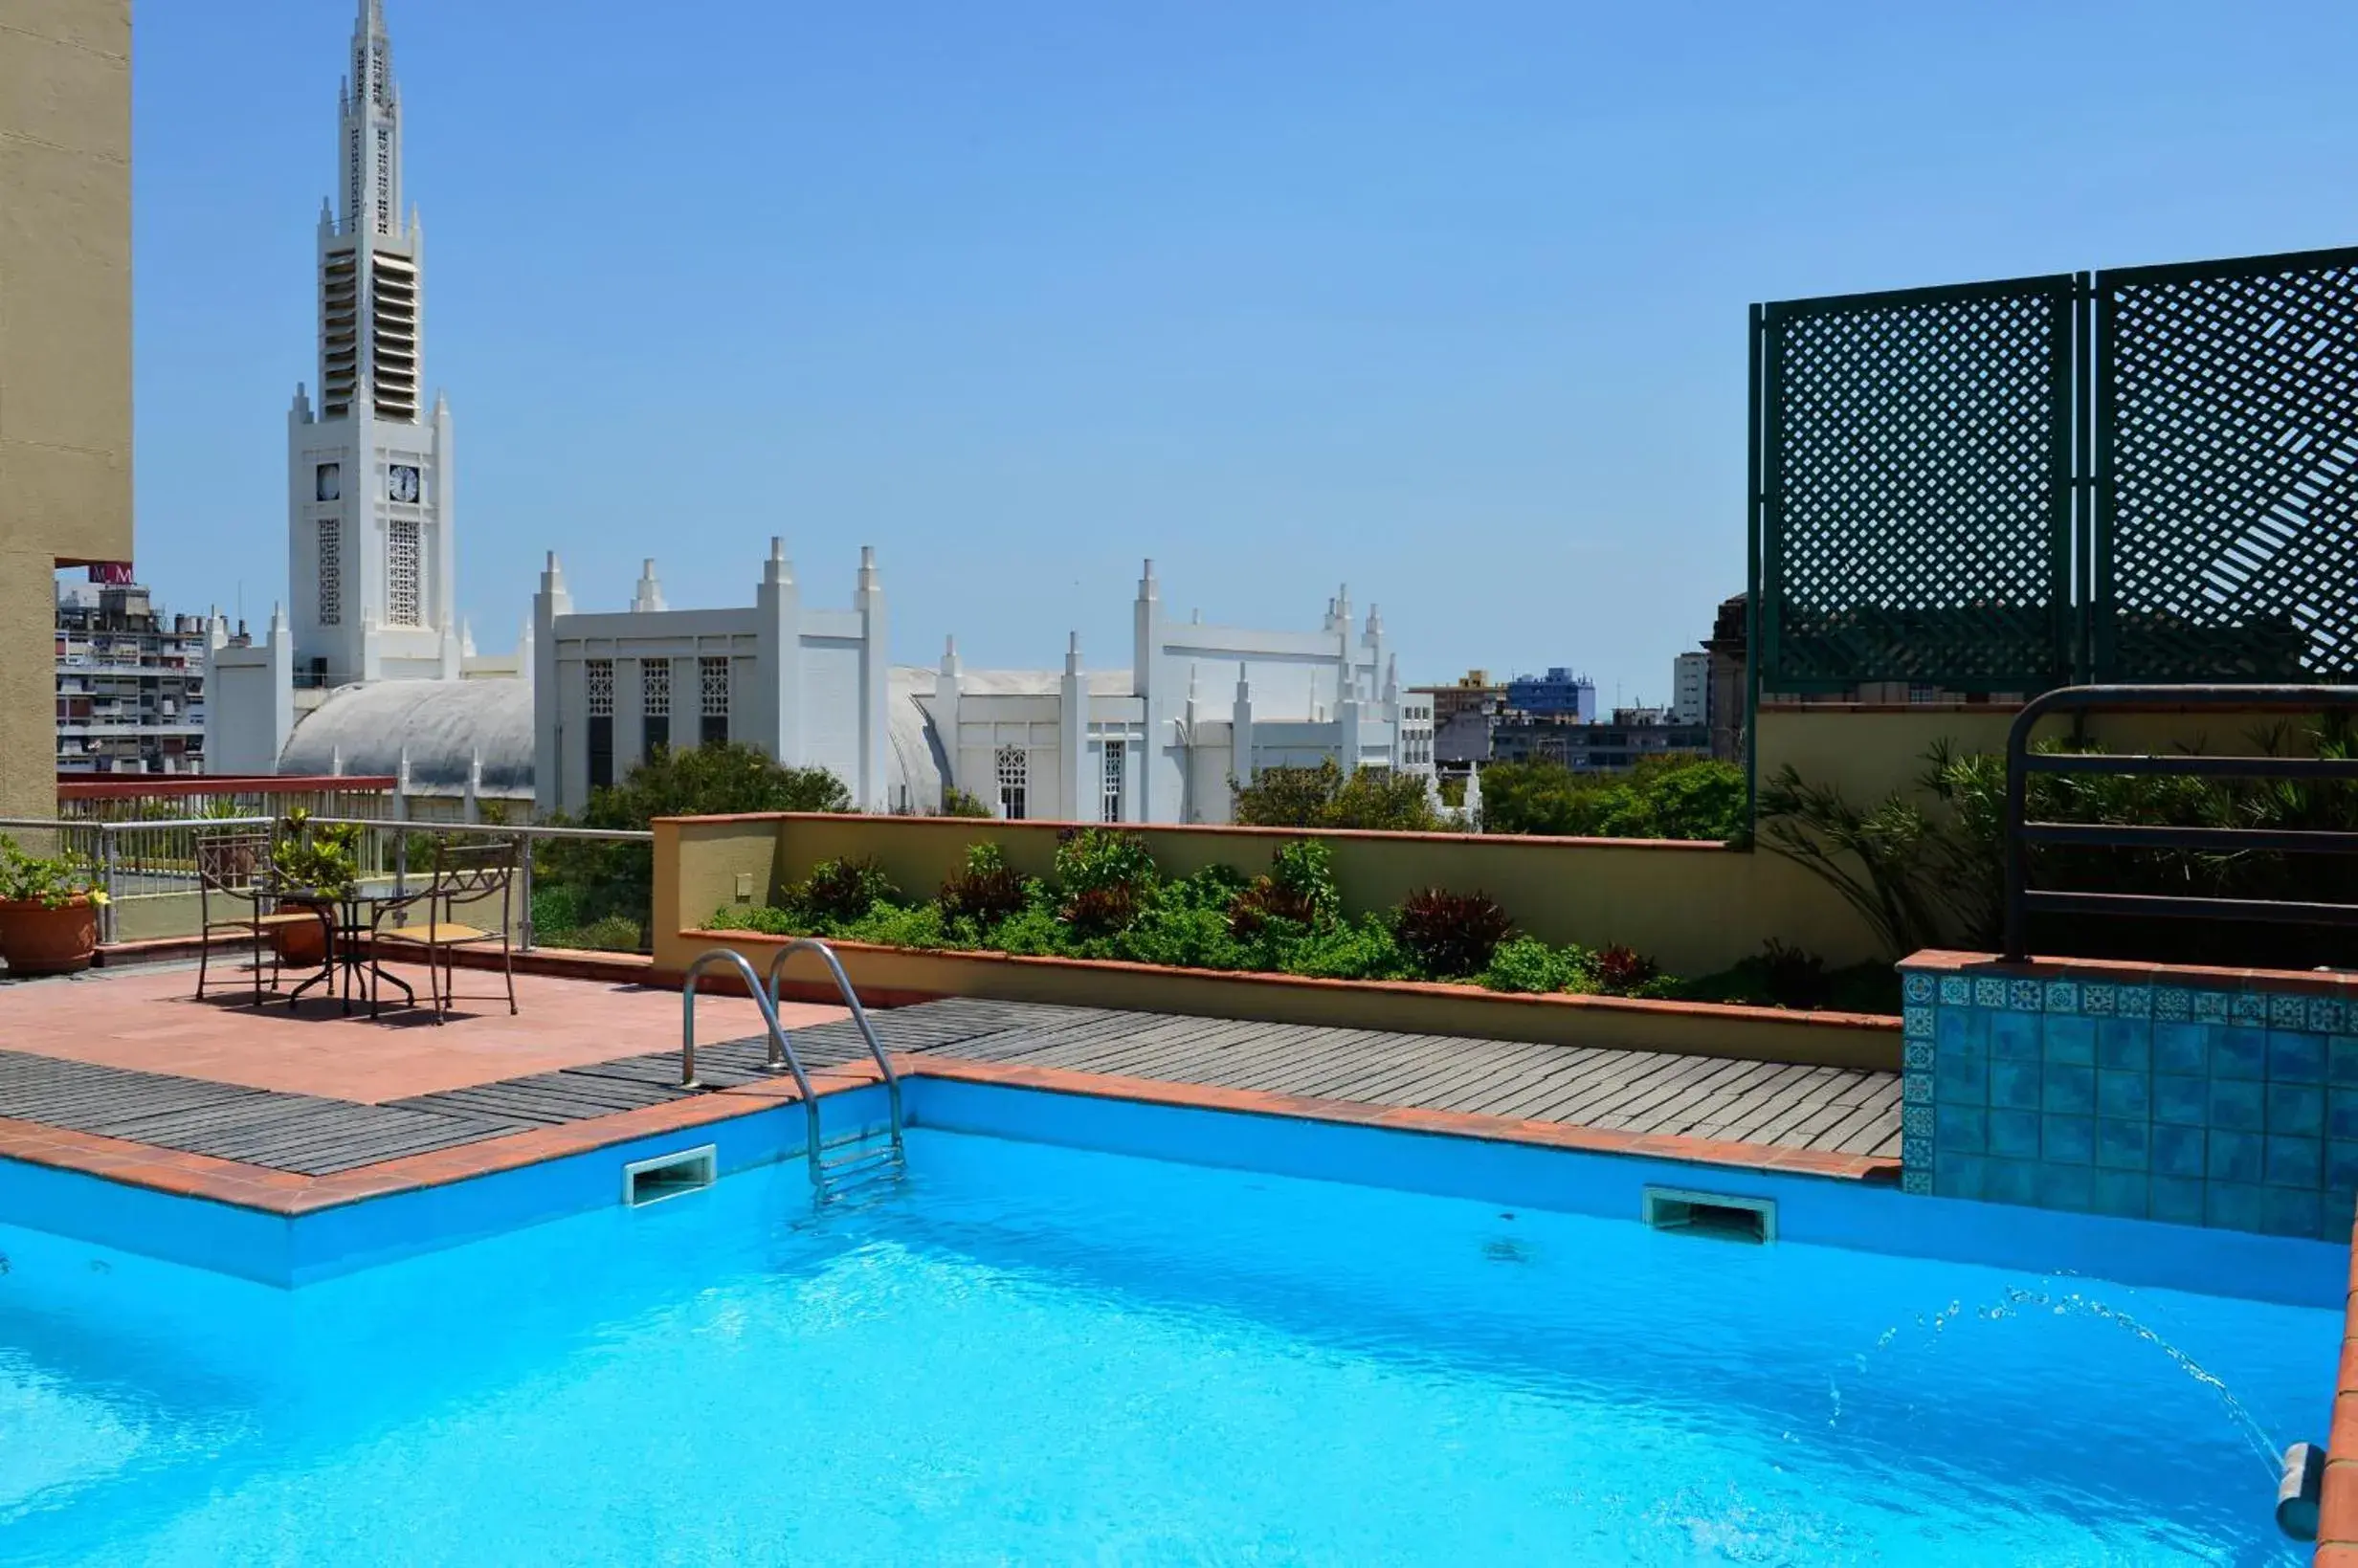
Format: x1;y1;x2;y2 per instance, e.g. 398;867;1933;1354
657;811;1883;980
0;3;133;822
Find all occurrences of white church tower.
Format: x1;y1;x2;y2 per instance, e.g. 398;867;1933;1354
285;0;458;689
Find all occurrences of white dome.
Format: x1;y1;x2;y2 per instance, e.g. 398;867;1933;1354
279;679;534;797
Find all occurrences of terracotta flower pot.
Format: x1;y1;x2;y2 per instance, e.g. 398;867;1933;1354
274;918;328;966
0;897;100;977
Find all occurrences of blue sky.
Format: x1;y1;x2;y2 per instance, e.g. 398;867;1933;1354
130;1;2358;706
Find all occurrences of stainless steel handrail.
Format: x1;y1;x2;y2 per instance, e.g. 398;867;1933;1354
679;947;824;1190
764;937;905;1161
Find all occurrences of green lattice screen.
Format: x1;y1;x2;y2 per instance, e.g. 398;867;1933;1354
2096;247;2358;683
1758;277;2078;692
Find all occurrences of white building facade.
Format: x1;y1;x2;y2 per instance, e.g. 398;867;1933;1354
1673;650;1710;727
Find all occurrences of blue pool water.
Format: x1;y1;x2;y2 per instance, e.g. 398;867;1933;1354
0;1125;2337;1565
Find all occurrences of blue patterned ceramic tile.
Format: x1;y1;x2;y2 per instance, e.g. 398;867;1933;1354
2009;979;2045;1012
2096;1116;2149;1171
1989;1109;2042;1159
1974;978;2009;1009
2329;1089;2358;1141
1904;1005;1934;1040
1990;1058;2042;1112
2150;1175;2206;1226
2044;981;2080;1015
2327;1189;2358;1237
2153;1023;2209;1075
1901;1167;1933;1196
2210;1028;2267;1081
1930;1155;1982;1199
2192;990;2231;1026
1902;1135;1934;1166
2036;1163;2095;1212
2091;1167;2148;1218
2207;1129;2265;1184
1939;975;1970;1006
1903;1072;1932;1104
2230;993;2269;1030
2153;987;2191;1023
2042;1115;2095;1164
2267;1082;2325;1138
2308;997;2347;1034
2082;983;2118;1017
2272;993;2310;1028
1903;1103;1935;1138
2209;1077;2265;1132
2045;1017;2097;1067
2264;1134;2323;1188
2326;1138;2358;1195
1902;971;1935;1005
1984;1159;2040;1204
2154;1075;2210;1126
2259;1184;2322;1239
1989;1011;2041;1061
2151;1122;2205;1178
2097;1071;2150;1119
2042;1063;2095;1115
2118;985;2153;1020
2095;1019;2150;1072
2206;1181;2269;1232
1903;1039;1934;1071
2269;1030;2326;1085
1934;1105;1985;1152
2332;1037;2358;1088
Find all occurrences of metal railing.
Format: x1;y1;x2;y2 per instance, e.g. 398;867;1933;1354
678;948;827;1192
0;814;654;953
2001;684;2358;961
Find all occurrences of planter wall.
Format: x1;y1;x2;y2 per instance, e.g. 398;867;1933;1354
678;927;1902;1072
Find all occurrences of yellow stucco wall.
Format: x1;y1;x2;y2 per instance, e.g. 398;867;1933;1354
656;811;1882;979
0;3;133;823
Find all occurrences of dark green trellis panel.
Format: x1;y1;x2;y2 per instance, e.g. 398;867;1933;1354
1755;276;2080;693
2095;247;2358;684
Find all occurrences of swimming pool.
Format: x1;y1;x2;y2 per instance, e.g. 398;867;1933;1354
0;1092;2337;1565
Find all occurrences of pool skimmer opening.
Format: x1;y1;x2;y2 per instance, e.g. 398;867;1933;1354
1642;1186;1776;1245
622;1145;717;1207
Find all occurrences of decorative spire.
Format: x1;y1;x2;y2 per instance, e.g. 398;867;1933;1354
763;536;794;587
631;558;665;613
1065;631;1083;676
940;634;961;675
857;544;880;595
1139;558;1160;600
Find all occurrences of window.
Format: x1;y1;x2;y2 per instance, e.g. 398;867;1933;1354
700;656;729;747
995;744;1028;821
642;660;671;755
1101;740;1124;823
374;127;392;235
586;658;614;790
386;519;420;626
317;519;341;626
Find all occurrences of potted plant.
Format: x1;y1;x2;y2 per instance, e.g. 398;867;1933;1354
269;809;361;965
0;836;110;977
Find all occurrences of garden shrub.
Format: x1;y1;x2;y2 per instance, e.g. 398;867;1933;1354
796;856;898;923
1280;915;1411;981
1395;887;1514;978
1481;755;1745;842
1479;936;1583;994
938;842;1030;926
1231;759;1441;832
1054;828;1158;895
1586;943;1660;997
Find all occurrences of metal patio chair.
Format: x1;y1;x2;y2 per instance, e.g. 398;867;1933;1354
195;831;319;1005
367;837;521;1022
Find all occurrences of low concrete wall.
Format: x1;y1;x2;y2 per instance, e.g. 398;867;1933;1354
688;926;1901;1071
656;812;1880;979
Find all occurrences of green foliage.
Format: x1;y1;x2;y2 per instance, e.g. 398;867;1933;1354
1281;915;1412;981
1586;943;1661;997
936;786;994;819
544;914;646;954
1394;887;1514;978
1481;755;1746;841
272;808;361;899
542;742;852;949
1052;828;1157;895
794;856;898;923
1231;759;1441;832
1479;936;1583;994
938;841;1031;927
1757;764;1948;960
0;836;104;909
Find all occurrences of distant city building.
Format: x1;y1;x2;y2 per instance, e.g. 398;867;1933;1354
1701;592;1747;765
1491;710;1708;772
1672;651;1708;727
1503;666;1596;720
1420;671;1504;726
55;579;209;775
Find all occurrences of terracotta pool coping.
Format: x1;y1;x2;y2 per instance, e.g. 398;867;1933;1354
1906;948;2358;1004
0;1052;1899;1221
2316;1200;2358;1566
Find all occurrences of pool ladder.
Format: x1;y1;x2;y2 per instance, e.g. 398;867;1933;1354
679;939;906;1204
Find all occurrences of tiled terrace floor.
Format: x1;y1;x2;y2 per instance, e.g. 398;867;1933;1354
0;963;1900;1207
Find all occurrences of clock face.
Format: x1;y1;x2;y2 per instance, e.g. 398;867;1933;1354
315;463;341;502
387;464;421;503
